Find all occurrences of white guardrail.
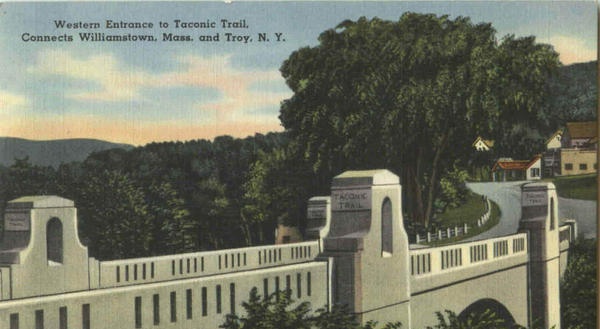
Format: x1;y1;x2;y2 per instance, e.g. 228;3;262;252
415;197;492;243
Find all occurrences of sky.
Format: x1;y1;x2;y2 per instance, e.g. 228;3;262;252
0;1;596;146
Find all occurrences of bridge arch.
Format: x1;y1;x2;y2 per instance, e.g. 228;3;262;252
458;298;516;327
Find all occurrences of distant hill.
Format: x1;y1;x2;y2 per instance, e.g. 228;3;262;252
0;138;134;168
545;61;597;124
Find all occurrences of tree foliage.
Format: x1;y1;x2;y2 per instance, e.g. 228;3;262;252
560;238;597;329
0;133;287;260
242;147;318;242
427;309;506;329
221;288;312;329
220;288;401;329
544;61;597;124
438;166;470;209
279;13;560;224
75;170;154;259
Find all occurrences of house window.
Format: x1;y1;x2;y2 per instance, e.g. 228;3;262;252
594;163;598;170
530;168;540;177
565;163;573;170
579;163;588;170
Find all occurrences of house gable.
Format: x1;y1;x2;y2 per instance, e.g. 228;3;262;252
473;136;494;151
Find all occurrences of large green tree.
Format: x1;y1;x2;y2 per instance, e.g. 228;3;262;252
279;13;559;224
75;170;152;259
242;147;317;244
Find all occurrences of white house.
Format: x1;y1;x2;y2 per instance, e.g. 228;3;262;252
545;130;563;150
472;136;494;151
492;155;542;181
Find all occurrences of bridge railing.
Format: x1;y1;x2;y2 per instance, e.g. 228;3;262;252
97;240;319;288
558;221;577;251
409;233;528;277
559;225;571;243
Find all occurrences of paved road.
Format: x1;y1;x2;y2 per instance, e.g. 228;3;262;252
465;181;597;240
559;197;597;239
464;182;523;241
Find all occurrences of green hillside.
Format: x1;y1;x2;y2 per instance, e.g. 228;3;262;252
545;61;597;124
0;137;134;168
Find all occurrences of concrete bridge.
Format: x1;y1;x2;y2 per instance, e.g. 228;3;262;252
0;170;575;328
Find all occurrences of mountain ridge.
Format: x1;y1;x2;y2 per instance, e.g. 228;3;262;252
0;137;134;168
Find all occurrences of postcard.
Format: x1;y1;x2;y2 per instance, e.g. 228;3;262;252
0;1;596;329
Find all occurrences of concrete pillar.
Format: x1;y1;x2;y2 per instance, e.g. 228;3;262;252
0;196;92;299
320;170;411;326
518;183;561;329
305;196;331;252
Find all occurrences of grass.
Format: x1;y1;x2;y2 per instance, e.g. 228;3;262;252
437;193;486;226
426;193;501;246
549;173;597;200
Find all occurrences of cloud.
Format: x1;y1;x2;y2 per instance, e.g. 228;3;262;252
27;50;291;123
28;50;153;101
20;51;291;143
0;90;28;111
157;55;291;121
544;35;597;64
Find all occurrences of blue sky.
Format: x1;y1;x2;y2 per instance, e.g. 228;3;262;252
0;1;596;145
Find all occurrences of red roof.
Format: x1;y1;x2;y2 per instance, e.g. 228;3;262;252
492;155;541;172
